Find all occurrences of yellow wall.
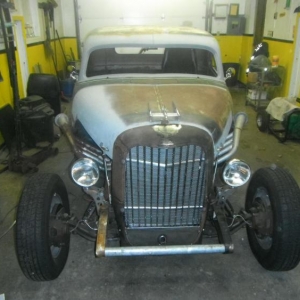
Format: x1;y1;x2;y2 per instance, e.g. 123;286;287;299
239;35;254;83
215;35;244;63
0;37;78;109
215;34;293;98
0;54;13;109
62;38;79;62
0;35;77;145
262;39;294;97
215;35;255;84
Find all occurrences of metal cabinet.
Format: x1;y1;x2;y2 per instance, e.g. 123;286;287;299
227;16;246;35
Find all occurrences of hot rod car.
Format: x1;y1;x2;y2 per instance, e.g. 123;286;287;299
16;26;300;281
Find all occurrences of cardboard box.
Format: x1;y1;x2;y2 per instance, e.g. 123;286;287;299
247;72;258;83
247;89;267;100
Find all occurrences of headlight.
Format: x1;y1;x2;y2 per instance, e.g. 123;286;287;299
222;159;251;187
71;158;99;187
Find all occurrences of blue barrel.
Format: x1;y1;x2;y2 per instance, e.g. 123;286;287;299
61;78;75;98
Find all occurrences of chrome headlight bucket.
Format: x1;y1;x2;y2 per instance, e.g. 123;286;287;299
71;158;99;187
222;159;251;187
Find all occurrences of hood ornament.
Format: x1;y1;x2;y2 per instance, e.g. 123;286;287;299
149;102;180;125
153;124;182;138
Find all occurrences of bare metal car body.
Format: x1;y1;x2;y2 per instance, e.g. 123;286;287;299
69;26;244;254
16;26;300;281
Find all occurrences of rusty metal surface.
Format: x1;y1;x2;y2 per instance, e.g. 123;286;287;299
72;80;232;158
95;202;109;257
87;26;211;37
75;81;231;130
108;83;231;128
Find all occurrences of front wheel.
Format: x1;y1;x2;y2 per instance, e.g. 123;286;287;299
16;173;70;281
256;110;270;132
246;166;300;271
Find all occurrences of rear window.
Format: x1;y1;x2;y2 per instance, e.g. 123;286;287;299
86;47;218;77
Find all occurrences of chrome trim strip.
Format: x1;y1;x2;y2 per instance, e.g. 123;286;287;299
125;205;203;210
126;158;204;167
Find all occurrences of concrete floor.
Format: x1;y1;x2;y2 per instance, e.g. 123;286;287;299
1;88;300;300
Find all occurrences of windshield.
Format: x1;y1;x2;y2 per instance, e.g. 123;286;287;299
86;47;218;77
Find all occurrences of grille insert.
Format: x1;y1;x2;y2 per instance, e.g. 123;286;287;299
125;145;206;228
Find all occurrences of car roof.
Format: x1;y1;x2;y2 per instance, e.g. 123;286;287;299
87;26;211;37
79;26;223;81
83;26;217;51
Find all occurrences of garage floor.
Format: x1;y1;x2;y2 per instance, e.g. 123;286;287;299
1;88;300;300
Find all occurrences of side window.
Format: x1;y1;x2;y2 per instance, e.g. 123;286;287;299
195;49;218;77
208;54;218;75
21;0;41;39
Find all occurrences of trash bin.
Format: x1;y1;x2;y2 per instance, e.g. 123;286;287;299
61;78;75;98
20;95;54;147
223;63;240;87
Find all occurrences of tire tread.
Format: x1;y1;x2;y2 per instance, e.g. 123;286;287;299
246;167;300;271
16;173;69;281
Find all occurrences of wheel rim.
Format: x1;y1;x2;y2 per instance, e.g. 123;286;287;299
49;193;66;259
252;187;273;250
257;115;263;128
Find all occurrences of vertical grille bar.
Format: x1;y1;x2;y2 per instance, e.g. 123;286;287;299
136;146;140;226
180;146;190;226
129;151;134;226
156;148;161;226
150;147;153;227
125;145;206;228
187;145;197;221
198;151;206;220
143;146;147;227
168;148;176;225
162;149;168;226
193;150;204;224
175;147;182;226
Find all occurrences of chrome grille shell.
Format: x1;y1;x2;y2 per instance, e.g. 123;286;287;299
112;125;214;246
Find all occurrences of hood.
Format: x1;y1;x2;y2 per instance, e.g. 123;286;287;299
72;79;232;158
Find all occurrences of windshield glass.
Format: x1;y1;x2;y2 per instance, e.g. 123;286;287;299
86;47;218;77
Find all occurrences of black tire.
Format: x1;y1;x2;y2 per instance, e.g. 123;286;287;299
16;173;70;281
27;73;61;115
245;166;300;271
256;110;270;132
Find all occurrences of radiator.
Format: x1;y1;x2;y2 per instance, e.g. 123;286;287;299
125;145;206;228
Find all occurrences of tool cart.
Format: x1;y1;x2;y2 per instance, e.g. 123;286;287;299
256;97;300;142
245;54;285;111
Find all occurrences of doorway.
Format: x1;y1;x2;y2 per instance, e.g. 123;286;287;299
289;14;300;98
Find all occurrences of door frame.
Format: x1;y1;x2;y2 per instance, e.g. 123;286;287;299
289;13;300;98
13;16;29;98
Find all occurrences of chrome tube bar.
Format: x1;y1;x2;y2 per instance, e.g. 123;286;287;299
103;244;227;257
217;112;248;164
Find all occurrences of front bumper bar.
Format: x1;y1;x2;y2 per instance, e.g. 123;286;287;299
101;244;226;257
